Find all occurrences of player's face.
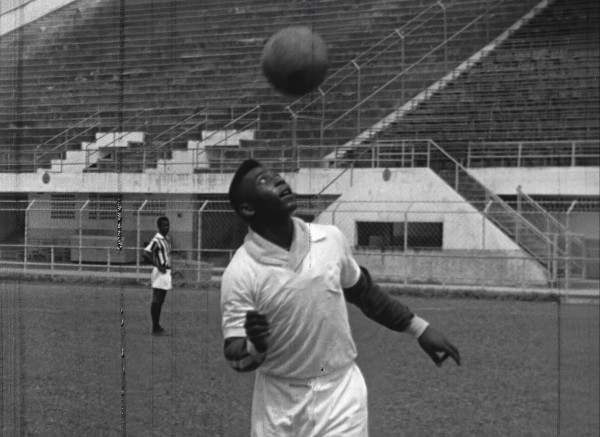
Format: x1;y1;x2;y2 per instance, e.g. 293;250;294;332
239;166;297;220
158;220;170;236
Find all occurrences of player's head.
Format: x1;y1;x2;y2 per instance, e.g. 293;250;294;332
156;216;170;236
228;159;296;223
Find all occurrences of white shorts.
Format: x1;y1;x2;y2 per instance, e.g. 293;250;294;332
251;362;368;437
151;268;172;290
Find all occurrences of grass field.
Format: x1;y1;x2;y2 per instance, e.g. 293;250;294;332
0;280;598;437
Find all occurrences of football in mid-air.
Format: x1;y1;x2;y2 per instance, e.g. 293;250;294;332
261;26;328;97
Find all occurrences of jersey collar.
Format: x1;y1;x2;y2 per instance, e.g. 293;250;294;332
244;217;326;270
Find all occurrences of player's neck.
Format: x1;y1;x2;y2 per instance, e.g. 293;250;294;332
251;216;294;251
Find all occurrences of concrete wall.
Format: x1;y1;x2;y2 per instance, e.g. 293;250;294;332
470;167;599;196
3;166;597;196
314;168;548;285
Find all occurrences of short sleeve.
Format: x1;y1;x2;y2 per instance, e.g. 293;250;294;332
333;227;361;289
144;238;156;253
220;261;256;339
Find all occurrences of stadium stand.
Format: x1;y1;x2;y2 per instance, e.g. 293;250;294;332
0;0;543;172
352;0;599;166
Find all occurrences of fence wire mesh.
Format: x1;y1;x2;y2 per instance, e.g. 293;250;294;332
1;199;597;289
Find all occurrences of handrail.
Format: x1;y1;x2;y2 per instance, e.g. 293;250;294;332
194;105;261;165
85;119;150;168
426;139;558;250
146;109;206;143
34;111;101;170
35;111;101;152
516;187;586;261
321;0;508;135
35;109;149;170
286;1;446;116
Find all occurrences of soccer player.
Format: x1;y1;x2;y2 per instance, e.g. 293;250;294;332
220;159;461;436
142;216;172;335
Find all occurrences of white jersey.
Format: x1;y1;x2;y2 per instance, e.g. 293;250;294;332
144;232;172;290
220;217;362;379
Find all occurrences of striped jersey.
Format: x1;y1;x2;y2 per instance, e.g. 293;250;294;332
144;232;171;268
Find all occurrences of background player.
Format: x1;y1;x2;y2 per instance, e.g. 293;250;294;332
220;159;461;436
142;216;172;335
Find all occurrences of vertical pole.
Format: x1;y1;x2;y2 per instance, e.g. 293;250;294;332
552;233;558;284
516;186;522;244
566;200;578;285
454;163;459;191
319;88;326;146
400;32;405;102
426;141;431;168
79;200;89;272
24;200;36;271
518;142;522;167
467;142;471;168
482;211;486;249
403;213;408;252
571;141;576;167
291;115;297;149
197;201;208;284
136;200;148;276
352;61;361;135
51;246;55;278
440;1;447;70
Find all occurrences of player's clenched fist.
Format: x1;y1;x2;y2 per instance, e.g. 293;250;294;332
245;310;270;353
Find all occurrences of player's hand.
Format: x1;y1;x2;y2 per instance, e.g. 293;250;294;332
418;326;461;367
158;266;167;274
244;310;270;353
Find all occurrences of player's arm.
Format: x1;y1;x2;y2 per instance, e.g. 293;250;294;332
343;266;422;334
223;311;270;372
344;266;460;366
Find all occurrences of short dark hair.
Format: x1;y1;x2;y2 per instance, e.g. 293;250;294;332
228;159;262;212
157;216;169;227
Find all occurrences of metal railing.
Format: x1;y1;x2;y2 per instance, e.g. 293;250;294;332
192;105;261;169
2;199;597;288
516;187;586;279
33;110;102;171
466;140;600;167
285;0;531;151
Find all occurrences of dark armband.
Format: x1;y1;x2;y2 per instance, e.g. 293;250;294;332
223;337;266;372
343;266;429;338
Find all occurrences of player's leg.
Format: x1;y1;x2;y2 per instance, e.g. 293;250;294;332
312;363;369;436
251;371;298;436
151;287;167;333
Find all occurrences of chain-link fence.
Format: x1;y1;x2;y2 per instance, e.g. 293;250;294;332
0;198;598;289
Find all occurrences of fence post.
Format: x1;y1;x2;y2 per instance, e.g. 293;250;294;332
136;200;148;276
319;88;326;146
51;246;55;278
516;186;522;244
79;200;89;271
454;163;459;191
403;213;408;252
197;200;208;284
552;233;558;284
24;200;36;271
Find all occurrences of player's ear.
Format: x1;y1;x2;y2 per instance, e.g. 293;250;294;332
239;202;255;220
